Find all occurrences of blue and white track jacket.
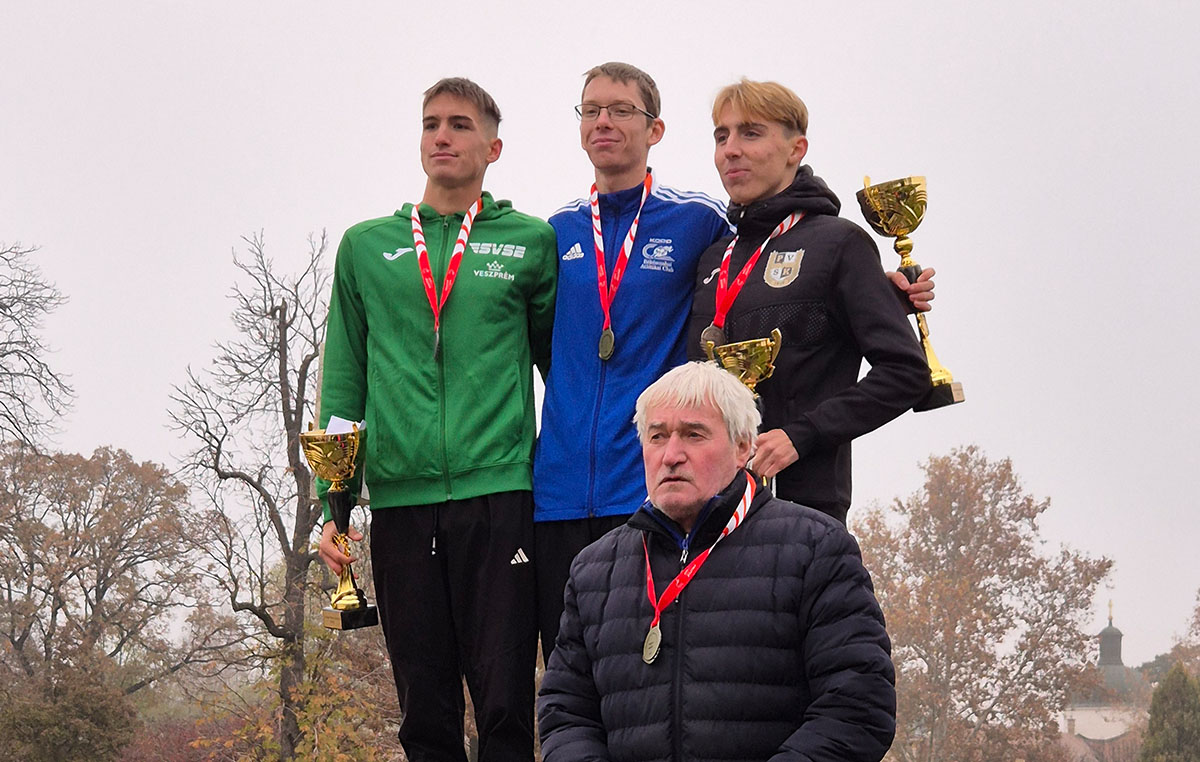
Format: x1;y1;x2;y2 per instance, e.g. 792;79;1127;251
534;172;729;522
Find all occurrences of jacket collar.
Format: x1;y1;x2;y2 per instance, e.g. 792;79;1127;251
404;190;511;223
596;167;657;215
629;469;771;553
726;165;840;236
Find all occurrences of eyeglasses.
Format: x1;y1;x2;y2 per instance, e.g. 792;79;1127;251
575;102;656;122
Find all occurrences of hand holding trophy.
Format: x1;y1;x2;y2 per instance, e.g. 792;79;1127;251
704;329;783;486
302;421;379;630
857;175;965;411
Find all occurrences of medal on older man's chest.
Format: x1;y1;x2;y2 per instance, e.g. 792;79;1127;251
639;474;758;667
642;624;662;664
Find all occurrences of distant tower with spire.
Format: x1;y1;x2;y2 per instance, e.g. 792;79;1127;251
1058;601;1148;761
1098;601;1123;666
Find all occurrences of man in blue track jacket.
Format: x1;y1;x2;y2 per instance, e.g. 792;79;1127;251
532;63;732;660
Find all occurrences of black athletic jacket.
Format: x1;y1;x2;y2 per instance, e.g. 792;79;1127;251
538;472;896;762
688;167;929;514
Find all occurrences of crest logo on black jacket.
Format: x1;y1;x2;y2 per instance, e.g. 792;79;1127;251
764;249;804;288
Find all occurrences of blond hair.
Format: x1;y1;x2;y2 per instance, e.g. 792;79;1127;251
711;78;807;135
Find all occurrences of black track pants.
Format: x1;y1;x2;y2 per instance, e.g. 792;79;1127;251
370;491;537;762
533;514;629;661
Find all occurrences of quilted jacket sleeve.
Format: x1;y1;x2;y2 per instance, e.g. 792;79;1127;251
770;526;896;762
537;568;613;762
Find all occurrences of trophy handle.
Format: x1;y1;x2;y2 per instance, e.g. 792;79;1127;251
768;328;782;366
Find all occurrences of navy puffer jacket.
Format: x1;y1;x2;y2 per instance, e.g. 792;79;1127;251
538;471;895;762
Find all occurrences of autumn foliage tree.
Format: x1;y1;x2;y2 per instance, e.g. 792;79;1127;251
0;444;231;761
1173;590;1200;676
856;446;1112;762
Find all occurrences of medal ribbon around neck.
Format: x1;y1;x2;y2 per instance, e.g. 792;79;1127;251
640;471;757;663
590;172;652;357
711;211;805;330
411;198;483;350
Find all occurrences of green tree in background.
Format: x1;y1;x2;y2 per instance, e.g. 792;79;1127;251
1139;663;1200;762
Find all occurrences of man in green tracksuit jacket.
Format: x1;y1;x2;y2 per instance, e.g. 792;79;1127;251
317;78;556;762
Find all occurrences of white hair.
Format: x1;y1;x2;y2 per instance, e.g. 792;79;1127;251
633;362;761;449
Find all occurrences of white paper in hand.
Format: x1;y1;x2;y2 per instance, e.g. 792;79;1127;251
326;415;366;435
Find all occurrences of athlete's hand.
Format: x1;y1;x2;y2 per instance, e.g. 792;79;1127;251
319;520;363;576
888;267;936;313
751;429;800;479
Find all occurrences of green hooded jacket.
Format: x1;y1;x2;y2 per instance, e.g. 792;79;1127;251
317;193;556;517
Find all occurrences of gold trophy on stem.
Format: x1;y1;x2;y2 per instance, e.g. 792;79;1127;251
857;175;965;411
705;329;783;486
704;328;784;421
301;422;378;630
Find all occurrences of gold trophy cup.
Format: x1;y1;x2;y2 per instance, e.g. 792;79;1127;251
857;175;964;411
301;423;378;630
704;328;784;398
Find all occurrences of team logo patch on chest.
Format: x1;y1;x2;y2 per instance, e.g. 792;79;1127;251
469;242;526;259
639;238;675;273
764;249;804;288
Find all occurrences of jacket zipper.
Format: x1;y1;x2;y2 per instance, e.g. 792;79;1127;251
437;213;453;501
586;199;632;517
586;359;607;517
671;543;688;762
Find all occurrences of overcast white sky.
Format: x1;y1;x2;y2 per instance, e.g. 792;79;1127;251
4;1;1198;665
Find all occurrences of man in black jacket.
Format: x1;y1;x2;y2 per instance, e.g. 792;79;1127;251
688;79;931;524
537;361;896;762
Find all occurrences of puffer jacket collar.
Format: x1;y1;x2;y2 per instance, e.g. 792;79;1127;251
628;469;771;555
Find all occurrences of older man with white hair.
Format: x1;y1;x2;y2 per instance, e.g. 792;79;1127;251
537;361;897;762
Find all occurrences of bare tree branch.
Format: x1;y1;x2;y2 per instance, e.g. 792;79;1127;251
169;231;331;760
0;242;73;448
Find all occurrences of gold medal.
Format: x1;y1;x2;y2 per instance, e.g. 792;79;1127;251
642;624;662;664
700;323;726;352
599;327;616;360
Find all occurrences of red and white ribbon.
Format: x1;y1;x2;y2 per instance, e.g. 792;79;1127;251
591;172;652;332
711;212;804;329
642;472;758;633
411;198;483;339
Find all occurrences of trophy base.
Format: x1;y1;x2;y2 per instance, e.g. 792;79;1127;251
322;604;379;631
914;381;965;412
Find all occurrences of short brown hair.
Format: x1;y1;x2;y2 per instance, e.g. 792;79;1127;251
582;62;661;120
423;77;502;132
711;78;808;136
